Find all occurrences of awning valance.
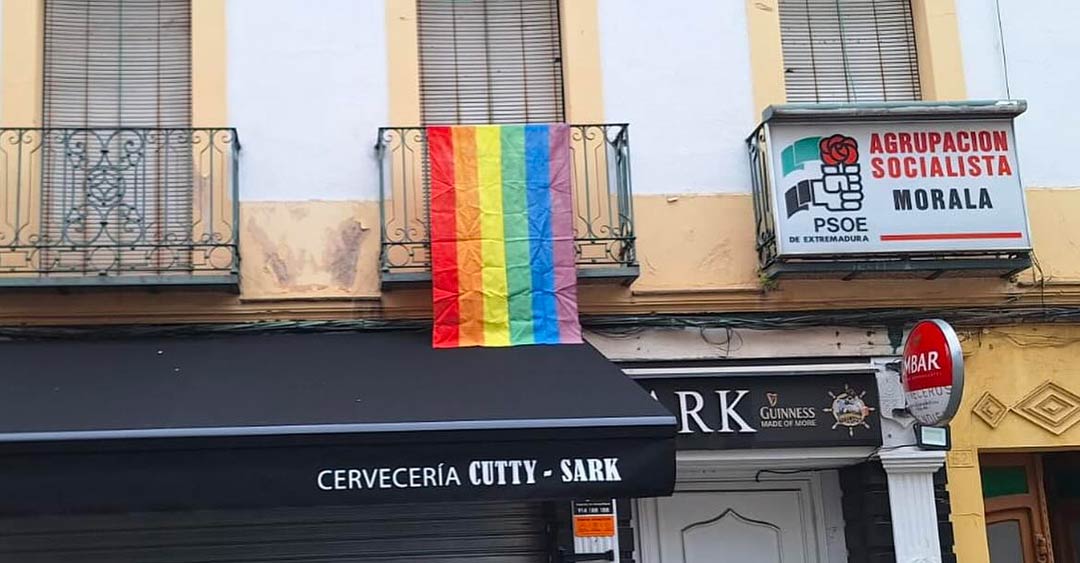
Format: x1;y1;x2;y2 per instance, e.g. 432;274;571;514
0;331;675;515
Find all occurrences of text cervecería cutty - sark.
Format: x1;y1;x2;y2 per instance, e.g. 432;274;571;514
317;458;622;491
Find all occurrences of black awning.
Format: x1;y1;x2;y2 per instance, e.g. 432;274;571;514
0;331;675;515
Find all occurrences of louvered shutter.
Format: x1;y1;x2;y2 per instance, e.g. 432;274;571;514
0;502;550;563
418;0;565;125
778;0;921;103
43;0;192;127
41;0;193;275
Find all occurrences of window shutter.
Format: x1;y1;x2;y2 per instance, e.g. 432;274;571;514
417;0;565;125
43;0;192;127
778;0;921;103
40;0;194;275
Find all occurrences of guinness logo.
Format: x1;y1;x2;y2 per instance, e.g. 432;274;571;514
766;393;779;407
824;385;875;436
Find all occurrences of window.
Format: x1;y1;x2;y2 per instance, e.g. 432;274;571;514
43;0;192;127
41;0;194;274
777;0;921;103
417;0;565;125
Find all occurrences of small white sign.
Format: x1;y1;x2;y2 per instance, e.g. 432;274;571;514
766;120;1031;256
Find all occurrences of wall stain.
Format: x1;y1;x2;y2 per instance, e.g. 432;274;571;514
641;255;658;276
289;206;310;221
325;219;367;289
266;253;291;286
246;220;292;286
700;239;732;271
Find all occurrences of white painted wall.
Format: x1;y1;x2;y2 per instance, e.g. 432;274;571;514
227;0;387;201
957;0;1080;187
598;0;756;195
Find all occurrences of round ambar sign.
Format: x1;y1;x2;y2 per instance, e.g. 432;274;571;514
902;319;965;426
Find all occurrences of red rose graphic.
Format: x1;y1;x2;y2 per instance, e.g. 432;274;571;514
819;135;859;166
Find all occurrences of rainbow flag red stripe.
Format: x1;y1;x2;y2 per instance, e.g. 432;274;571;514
428;123;581;348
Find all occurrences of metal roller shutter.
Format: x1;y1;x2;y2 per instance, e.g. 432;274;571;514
0;501;550;562
41;0;193;274
778;0;921;103
418;0;565;125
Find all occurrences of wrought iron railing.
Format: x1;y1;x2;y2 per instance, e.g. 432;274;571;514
747;123;780;269
376;124;637;282
0;128;239;286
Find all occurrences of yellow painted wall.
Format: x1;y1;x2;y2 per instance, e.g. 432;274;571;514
0;2;1075;561
1;0;227;125
386;0;421;125
1;0;43;126
911;0;968;101
744;0;786;115
947;325;1080;563
240;188;1080;308
0;188;1075;323
560;0;604;123
191;0;227;127
745;0;967;113
383;0;604;125
0;0;1075;329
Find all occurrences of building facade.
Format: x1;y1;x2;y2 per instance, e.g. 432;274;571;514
0;0;1078;562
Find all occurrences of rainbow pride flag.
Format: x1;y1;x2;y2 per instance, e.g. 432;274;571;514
428;123;582;348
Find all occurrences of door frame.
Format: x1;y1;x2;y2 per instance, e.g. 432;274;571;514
982;452;1055;563
635;449;859;563
1043;452;1080;563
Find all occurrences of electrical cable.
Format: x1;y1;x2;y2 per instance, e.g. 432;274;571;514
995;0;1012;98
4;307;1080;341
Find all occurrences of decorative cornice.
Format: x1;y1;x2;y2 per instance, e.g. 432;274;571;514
879;447;947;474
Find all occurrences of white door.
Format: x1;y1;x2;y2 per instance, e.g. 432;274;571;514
653;490;816;563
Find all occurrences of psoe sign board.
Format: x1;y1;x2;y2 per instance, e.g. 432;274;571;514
902;319;965;426
765;119;1032;256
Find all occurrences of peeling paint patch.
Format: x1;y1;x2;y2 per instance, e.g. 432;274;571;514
239;201;384;299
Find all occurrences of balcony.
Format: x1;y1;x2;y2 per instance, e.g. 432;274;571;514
748;101;1032;280
377;124;638;287
0;128;239;289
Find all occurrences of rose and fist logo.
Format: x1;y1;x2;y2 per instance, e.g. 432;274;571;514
819;134;858;166
784;134;864;218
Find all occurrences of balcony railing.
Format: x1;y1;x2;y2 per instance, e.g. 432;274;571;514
0;128;240;288
377;124;638;285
